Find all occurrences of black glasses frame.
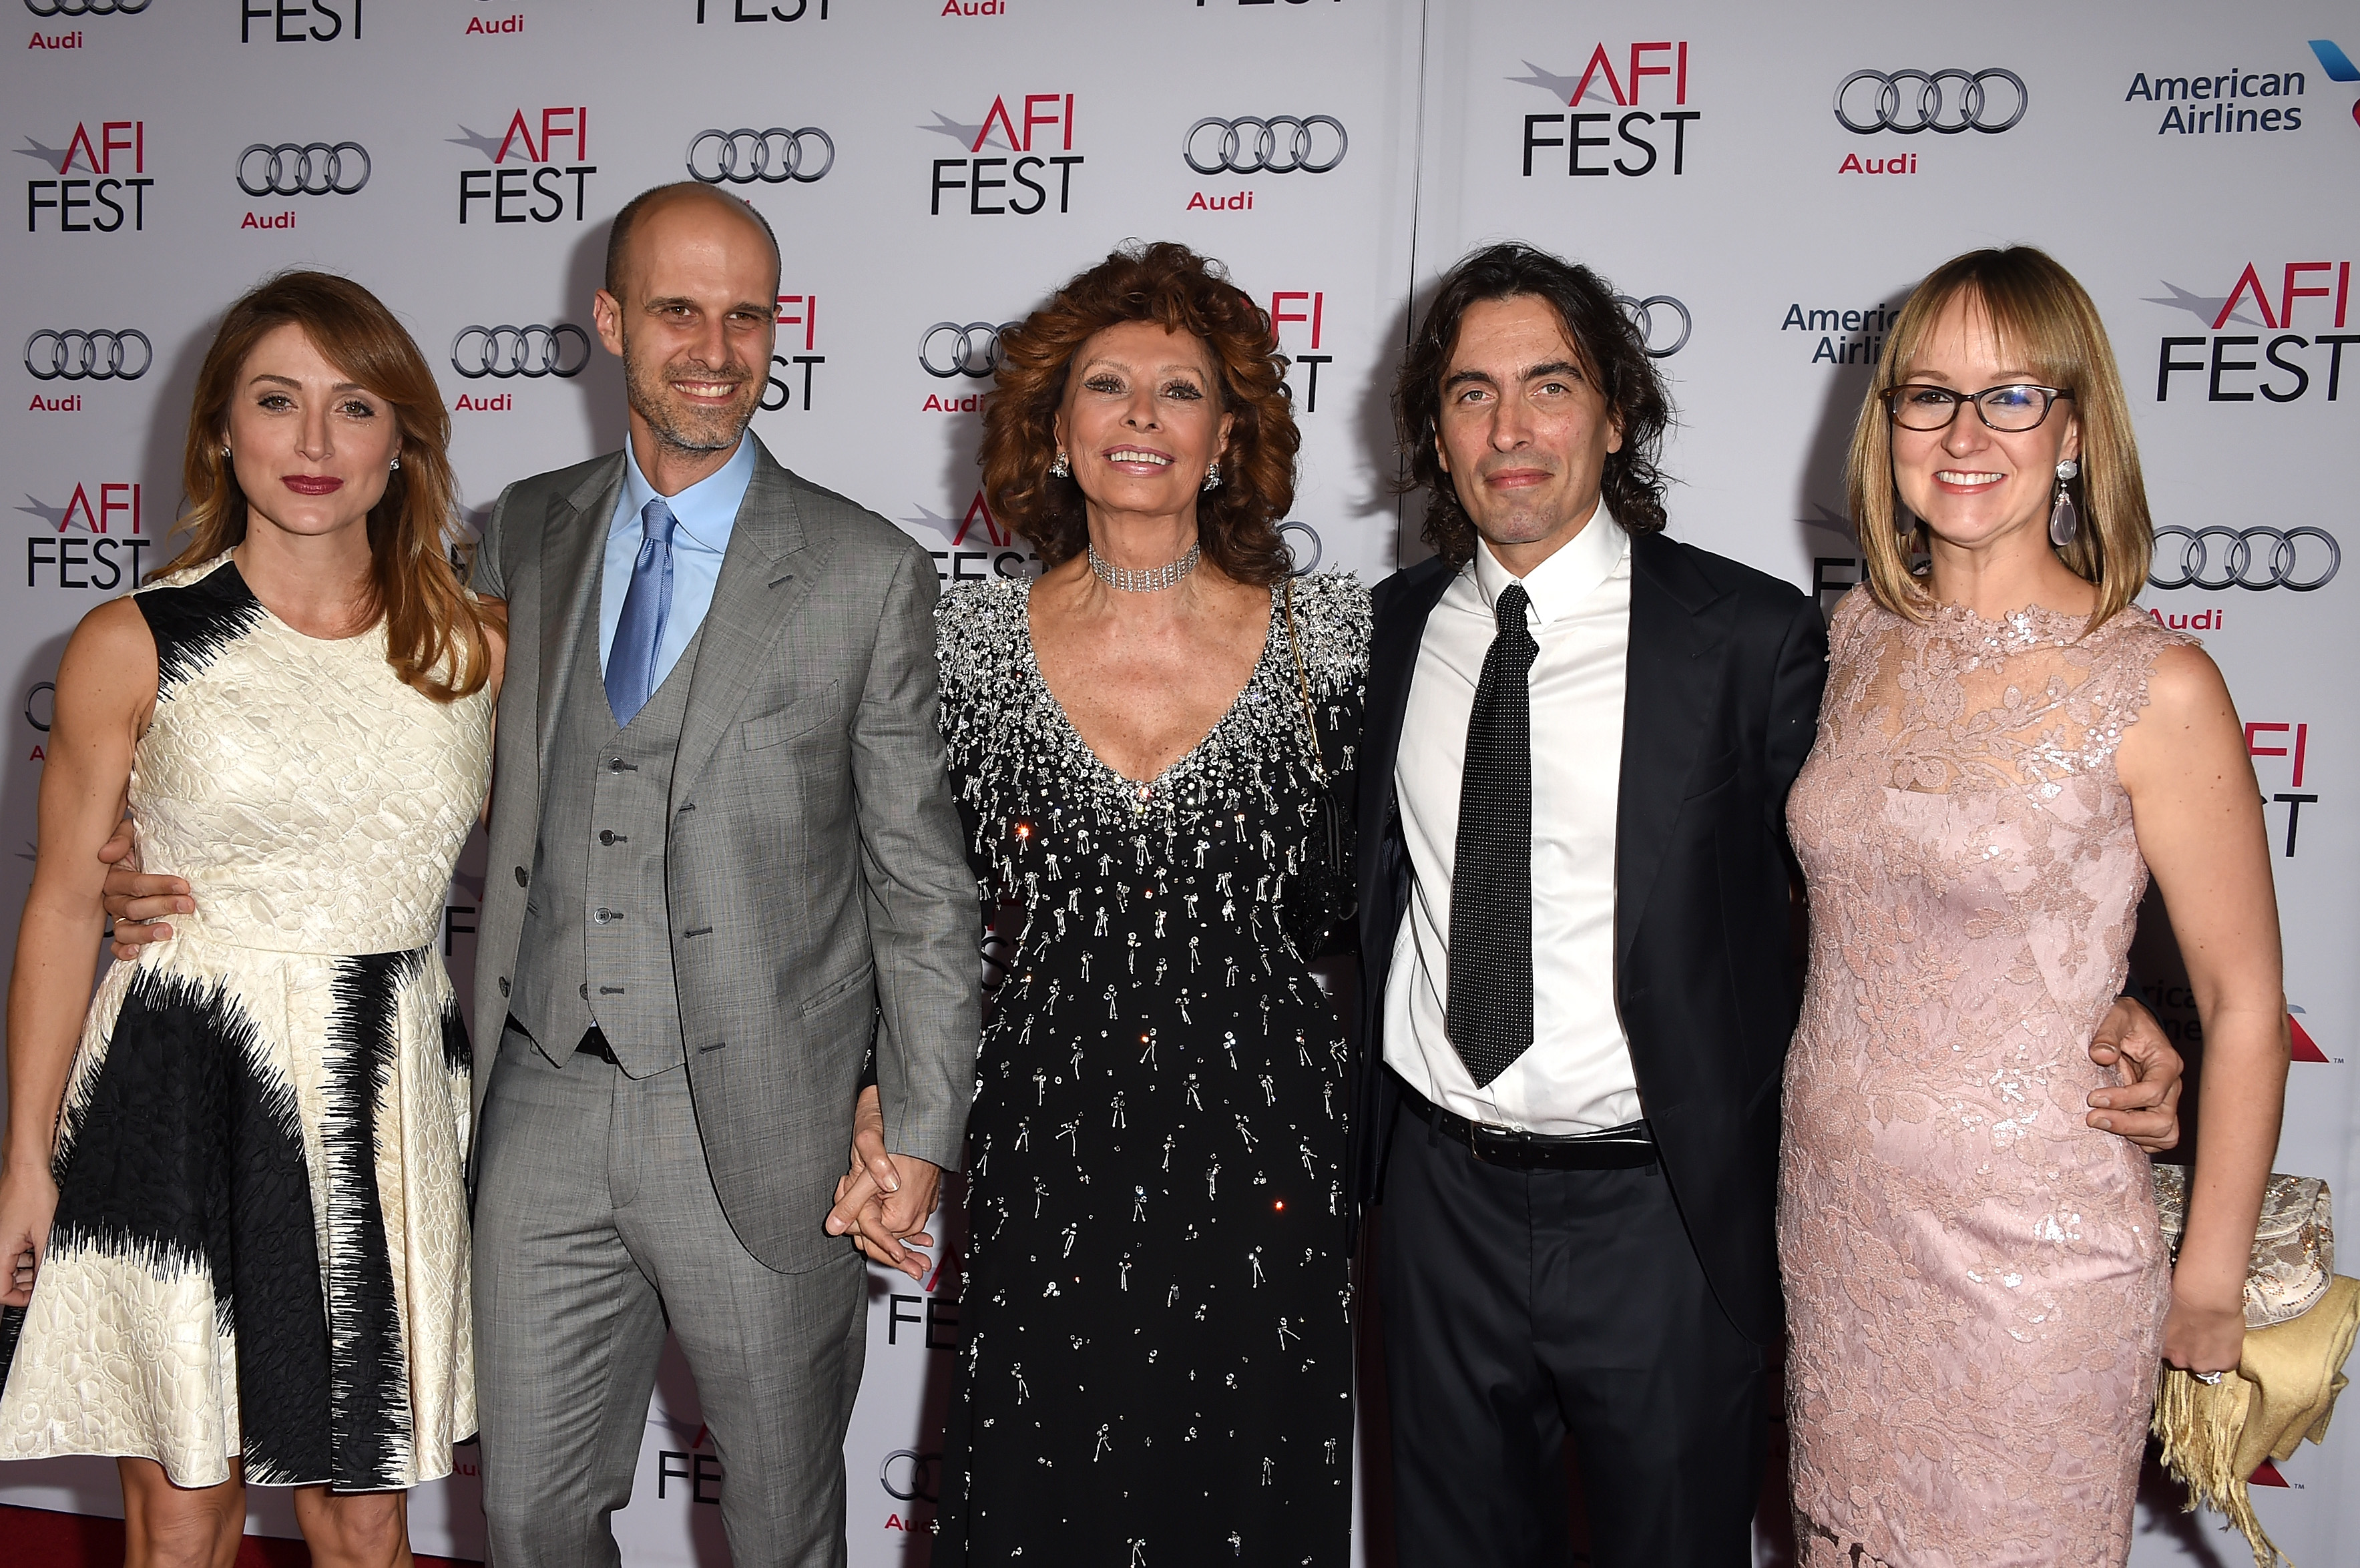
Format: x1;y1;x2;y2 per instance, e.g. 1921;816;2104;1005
1880;382;2075;432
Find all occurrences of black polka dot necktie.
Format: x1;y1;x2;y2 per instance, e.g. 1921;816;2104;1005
1447;581;1538;1089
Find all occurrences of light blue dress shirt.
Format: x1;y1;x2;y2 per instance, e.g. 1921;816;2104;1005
597;435;755;693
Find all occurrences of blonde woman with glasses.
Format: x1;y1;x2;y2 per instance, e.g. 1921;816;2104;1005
1777;246;2286;1567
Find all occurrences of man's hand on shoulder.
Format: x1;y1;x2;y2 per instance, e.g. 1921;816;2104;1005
2086;995;2184;1152
98;820;190;960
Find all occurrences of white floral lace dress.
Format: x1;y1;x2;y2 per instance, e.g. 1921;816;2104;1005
1779;587;2189;1567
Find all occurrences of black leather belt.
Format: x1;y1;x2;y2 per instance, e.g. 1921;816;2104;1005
1398;1079;1656;1171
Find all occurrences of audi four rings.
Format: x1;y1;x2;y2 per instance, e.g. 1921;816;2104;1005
238;142;371;197
27;0;148;13
919;322;1019;379
25;330;152;381
686;127;835;185
1834;69;2028;134
1183;115;1348;176
2150;526;2339;591
1614;296;1692;358
879;1449;941;1505
1277;521;1323;577
449;324;592;380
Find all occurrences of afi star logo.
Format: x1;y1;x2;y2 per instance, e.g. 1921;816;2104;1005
926;93;1084;216
452;109;598;224
1510;44;1699;178
21;118;152;232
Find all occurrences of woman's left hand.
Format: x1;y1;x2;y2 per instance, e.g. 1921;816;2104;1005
2162;1294;2247;1378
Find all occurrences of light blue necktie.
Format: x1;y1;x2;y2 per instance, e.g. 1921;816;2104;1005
606;497;677;727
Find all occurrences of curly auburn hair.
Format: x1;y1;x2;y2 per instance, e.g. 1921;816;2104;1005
979;242;1299;587
1395;243;1674;570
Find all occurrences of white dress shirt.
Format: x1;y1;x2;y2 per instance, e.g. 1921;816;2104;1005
597;435;754;691
1384;507;1638;1134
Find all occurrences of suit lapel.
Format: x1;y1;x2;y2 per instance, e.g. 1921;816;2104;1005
670;440;813;807
537;456;625;762
1614;533;1732;974
1362;561;1454;816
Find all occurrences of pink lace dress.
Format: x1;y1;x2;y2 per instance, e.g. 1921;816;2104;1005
1779;588;2188;1567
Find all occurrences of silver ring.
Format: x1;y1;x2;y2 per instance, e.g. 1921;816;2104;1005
2191;1369;2224;1385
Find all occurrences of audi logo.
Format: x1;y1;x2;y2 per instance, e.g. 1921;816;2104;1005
2150;526;2339;592
686;127;835;186
919;320;1018;380
237;142;371;197
25;683;53;735
1614;295;1692;358
879;1449;940;1504
1183;115;1348;176
1835;69;2028;134
27;0;148;13
1278;521;1323;577
449;324;593;380
25;328;151;382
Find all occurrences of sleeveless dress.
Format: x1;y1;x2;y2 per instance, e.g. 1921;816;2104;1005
1779;588;2186;1567
932;572;1367;1567
0;555;491;1491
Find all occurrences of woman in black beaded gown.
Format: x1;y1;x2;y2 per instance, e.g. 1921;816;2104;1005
923;244;1365;1565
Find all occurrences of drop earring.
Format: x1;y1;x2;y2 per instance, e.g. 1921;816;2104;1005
1201;461;1222;492
1048;451;1070;479
2048;459;2080;548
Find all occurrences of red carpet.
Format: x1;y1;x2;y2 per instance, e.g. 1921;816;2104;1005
0;1504;481;1566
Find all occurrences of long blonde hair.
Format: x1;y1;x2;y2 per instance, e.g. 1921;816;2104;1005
164;270;500;702
1847;246;2152;633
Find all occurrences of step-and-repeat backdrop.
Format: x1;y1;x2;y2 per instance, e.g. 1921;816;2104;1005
3;2;2353;1565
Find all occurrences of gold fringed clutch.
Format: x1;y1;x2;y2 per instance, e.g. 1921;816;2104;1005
2150;1275;2359;1568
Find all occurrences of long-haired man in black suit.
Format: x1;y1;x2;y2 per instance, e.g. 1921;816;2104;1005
1351;243;2183;1567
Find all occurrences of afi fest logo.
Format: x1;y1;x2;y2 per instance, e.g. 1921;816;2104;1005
2245;721;2326;864
764;292;824;413
451;107;598;224
1510;42;1700;179
17;480;152;589
694;0;830;21
902;491;1038;584
240;1;361;41
926;93;1084;216
2120;42;2353;137
1268;291;1337;412
21;118;151;232
2148;260;2357;405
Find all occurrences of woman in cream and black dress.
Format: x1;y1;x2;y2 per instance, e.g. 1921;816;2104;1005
0;272;501;1567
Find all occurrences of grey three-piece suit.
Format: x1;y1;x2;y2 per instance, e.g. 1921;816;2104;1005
466;437;979;1567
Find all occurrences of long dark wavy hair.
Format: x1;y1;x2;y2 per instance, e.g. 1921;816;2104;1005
980;241;1299;587
1394;243;1674;569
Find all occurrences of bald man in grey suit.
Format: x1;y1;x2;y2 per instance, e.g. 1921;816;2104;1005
462;184;977;1566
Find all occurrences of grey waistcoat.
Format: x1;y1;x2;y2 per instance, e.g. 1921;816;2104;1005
510;611;706;1077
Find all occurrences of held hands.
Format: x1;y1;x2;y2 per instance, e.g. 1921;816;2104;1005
827;1085;943;1284
97;820;191;961
2083;996;2183;1152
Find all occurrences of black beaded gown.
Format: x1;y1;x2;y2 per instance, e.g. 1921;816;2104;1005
932;571;1367;1567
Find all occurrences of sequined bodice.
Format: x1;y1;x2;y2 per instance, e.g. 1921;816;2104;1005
129;556;494;957
937;573;1368;972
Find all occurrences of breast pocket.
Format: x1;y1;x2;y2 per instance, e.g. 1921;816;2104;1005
741;680;843;752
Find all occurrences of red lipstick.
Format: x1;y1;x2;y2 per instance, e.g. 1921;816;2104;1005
282;475;344;496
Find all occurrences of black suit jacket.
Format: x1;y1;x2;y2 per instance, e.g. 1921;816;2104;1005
1351;529;1827;1347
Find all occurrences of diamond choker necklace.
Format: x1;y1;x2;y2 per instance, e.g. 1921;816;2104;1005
1088;540;1200;593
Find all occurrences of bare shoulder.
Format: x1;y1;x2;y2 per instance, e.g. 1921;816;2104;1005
53;594;160;730
2138;639;2234;728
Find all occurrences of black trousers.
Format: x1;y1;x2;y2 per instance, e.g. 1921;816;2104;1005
1378;1106;1766;1567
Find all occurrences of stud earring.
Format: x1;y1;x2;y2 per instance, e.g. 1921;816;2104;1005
1201;461;1222;492
389;454;402;472
1048;451;1070;479
2048;458;2080;549
221;445;232;459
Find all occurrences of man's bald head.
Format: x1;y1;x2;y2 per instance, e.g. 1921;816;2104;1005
604;182;781;303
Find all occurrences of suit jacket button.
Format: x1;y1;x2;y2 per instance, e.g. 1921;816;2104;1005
497;977;511;997
514;866;529;887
